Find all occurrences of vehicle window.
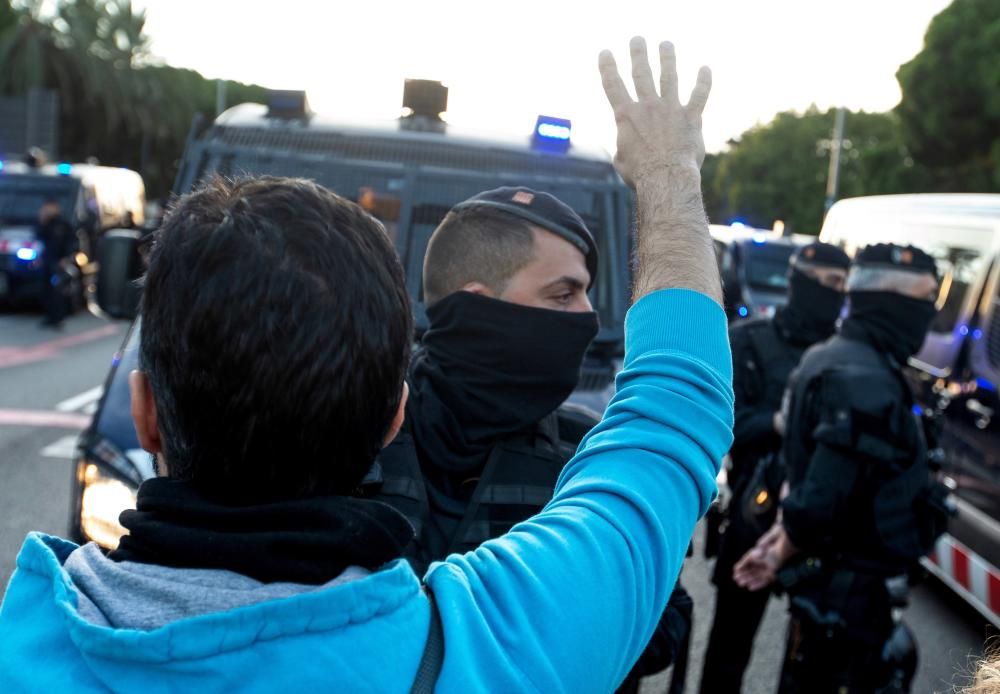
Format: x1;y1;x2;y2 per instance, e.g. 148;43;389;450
209;150;407;250
0;178;78;225
930;246;985;333
744;243;795;291
201;149;622;330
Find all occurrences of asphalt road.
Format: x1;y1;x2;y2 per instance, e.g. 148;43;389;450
0;308;126;591
0;308;992;692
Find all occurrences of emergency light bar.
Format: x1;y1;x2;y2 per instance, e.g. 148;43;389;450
533;116;572;153
57;162;72;175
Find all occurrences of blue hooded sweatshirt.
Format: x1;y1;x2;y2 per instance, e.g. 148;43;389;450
0;289;733;693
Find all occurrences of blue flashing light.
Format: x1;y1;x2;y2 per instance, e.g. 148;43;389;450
56;162;72;175
977;378;997;393
974;329;984;340
752;233;768;245
737;306;749;318
0;160;5;172
16;247;38;261
959;325;970;336
730;221;747;230
537;122;571;140
533;116;572;153
912;404;924;416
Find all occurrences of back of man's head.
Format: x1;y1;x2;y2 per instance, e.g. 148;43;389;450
140;176;412;501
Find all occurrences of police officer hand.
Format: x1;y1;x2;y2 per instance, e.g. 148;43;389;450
598;37;711;188
732;523;798;591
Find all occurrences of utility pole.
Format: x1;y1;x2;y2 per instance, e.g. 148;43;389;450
216;79;227;117
824;107;846;214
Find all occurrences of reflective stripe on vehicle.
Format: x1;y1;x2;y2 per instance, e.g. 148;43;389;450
924;533;1000;627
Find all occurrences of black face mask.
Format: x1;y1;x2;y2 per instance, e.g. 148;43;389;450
843;291;937;364
408;291;599;475
781;269;845;344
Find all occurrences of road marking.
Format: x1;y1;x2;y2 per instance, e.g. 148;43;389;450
41;435;79;459
56;386;104;412
0;409;91;429
0;324;122;370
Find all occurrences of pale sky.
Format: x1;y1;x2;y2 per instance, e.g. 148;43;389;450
133;0;952;154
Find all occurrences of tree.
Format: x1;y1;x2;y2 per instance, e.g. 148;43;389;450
896;0;1000;189
0;0;268;196
705;107;927;234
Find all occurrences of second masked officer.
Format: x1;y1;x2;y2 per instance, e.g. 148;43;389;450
734;243;953;693
371;186;692;692
699;241;849;694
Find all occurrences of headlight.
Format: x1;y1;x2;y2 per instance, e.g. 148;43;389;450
80;463;136;550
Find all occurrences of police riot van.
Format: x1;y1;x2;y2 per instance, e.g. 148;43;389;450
0;159;144;304
710;223;807;322
820;193;1000;626
69;83;633;549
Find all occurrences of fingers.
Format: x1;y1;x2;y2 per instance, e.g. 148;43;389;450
598;49;632;111
629;36;657;100
686;65;713;117
659;41;679;104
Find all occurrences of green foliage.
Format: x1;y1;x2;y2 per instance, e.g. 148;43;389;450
896;0;1000;189
704;107;929;234
0;0;268;196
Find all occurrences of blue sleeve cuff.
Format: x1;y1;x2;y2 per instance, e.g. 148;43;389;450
625;289;732;383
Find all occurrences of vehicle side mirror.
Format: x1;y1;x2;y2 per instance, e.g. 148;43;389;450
96;229;143;320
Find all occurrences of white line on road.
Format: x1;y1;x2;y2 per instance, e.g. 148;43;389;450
55;386;104;413
41;435;79;459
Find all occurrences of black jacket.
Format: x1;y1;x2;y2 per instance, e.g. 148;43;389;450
781;332;930;574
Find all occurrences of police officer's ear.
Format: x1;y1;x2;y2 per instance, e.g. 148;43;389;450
383;383;410;447
459;282;497;298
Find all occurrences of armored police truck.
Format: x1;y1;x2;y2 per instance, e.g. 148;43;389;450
69;83;633;549
820;193;1000;627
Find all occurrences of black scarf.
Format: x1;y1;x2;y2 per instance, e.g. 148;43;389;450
110;477;415;584
775;269;844;346
841;291;937;365
408;292;599;477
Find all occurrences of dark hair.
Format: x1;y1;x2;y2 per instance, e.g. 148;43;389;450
422;206;535;305
140;176;412;501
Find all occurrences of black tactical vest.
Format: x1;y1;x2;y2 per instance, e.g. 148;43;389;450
729;317;810;481
369;406;597;574
782;334;946;571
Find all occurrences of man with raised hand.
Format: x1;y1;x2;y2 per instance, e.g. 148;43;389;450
0;38;731;692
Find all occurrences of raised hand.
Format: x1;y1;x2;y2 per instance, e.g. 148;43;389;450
599;37;711;188
598;37;721;305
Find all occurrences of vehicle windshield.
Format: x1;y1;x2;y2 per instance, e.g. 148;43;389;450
744;243;795;291
185;145;629;337
0;176;79;226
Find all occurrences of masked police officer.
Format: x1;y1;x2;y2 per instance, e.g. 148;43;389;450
699;241;849;694
734;243;952;693
372;187;692;692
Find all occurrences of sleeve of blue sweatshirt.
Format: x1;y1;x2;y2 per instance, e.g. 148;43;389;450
426;288;734;693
